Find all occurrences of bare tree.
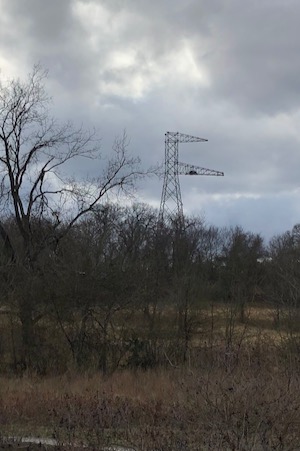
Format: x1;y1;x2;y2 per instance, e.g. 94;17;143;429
0;65;147;368
268;224;300;332
219;226;265;322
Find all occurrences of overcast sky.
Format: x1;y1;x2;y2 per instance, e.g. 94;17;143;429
1;0;300;240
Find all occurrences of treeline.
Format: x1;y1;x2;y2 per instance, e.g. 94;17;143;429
0;202;300;374
0;66;300;376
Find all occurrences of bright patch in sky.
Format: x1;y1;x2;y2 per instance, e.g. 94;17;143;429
73;1;209;100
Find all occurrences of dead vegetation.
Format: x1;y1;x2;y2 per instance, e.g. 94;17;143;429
1;321;300;450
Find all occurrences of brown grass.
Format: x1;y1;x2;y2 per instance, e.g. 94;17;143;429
1;304;300;449
1;349;300;450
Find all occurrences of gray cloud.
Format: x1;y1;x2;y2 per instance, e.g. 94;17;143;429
0;0;299;239
199;0;300;115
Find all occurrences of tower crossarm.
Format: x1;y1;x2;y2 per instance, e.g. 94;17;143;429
178;162;224;177
166;131;208;143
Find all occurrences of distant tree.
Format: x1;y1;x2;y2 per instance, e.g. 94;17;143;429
268;224;300;330
165;217;205;362
193;224;224;299
219;226;265;322
0;65;147;368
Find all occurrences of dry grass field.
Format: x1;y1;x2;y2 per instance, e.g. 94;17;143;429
1;364;300;450
1;304;300;450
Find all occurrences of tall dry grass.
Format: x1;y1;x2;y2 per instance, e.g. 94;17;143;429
1;303;300;449
1;341;300;450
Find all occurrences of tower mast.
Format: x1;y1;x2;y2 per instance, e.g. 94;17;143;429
159;131;224;223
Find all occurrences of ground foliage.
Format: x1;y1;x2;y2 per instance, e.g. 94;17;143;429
1;354;300;450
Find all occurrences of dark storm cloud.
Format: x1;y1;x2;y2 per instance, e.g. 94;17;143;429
0;0;299;238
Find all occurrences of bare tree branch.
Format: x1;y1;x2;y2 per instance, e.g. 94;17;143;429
0;66;151;264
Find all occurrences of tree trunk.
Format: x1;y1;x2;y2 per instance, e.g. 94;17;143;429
19;298;35;369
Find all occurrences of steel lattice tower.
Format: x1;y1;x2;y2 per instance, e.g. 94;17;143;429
159;131;224;223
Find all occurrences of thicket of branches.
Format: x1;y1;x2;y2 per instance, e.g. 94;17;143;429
0;67;300;375
0;200;300;374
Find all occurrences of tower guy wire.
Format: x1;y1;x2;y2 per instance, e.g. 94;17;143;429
159;131;224;224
